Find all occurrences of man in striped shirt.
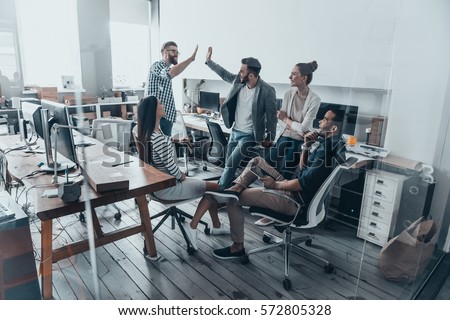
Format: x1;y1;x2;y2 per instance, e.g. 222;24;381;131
146;41;198;136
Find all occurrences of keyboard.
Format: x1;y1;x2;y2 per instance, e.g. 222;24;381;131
0;200;15;222
347;144;390;158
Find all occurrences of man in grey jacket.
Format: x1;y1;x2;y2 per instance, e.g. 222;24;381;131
205;47;277;190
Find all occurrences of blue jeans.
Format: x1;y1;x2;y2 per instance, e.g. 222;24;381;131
160;117;173;136
264;136;303;179
218;129;256;190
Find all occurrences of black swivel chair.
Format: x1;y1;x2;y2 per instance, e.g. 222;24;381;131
206;120;228;167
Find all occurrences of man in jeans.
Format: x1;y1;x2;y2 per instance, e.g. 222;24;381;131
147;41;198;136
205;47;277;190
206;108;345;259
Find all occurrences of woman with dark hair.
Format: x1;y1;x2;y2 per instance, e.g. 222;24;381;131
258;61;321;226
136;96;229;251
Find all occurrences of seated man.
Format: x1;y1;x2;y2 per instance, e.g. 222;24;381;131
205;107;346;259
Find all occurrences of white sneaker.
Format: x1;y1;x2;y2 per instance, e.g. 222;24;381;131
211;223;230;235
185;226;198;250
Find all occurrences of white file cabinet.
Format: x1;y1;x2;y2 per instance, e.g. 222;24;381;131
357;170;405;246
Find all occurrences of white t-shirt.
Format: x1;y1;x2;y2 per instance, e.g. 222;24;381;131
234;85;255;133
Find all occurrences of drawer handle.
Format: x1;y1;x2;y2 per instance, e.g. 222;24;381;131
368;232;378;239
375;191;383;196
371;211;379;217
376;179;384;185
370;222;377;227
373;201;381;207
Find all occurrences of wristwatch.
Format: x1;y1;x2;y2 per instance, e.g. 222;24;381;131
301;144;311;151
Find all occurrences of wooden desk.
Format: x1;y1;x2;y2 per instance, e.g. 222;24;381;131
0;136;175;299
182;114;231;135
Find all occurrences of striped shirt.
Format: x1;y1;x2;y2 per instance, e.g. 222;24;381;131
146;60;177;122
150;131;182;180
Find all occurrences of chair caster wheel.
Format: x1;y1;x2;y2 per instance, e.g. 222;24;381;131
179;216;185;223
283;279;292;290
305;239;312;246
203;165;207;171
79;212;86;223
324;264;335;274
187;247;196;255
241;254;249;264
114;212;122;220
262;234;271;244
204;227;211;235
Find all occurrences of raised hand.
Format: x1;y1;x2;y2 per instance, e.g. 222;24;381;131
190;45;199;62
205;46;213;63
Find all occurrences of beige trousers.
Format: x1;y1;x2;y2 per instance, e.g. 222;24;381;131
228;157;299;244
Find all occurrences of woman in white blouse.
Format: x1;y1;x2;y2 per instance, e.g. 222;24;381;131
258;61;321;226
135;96;229;250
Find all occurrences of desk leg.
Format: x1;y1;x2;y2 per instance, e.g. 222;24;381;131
40;220;53;299
136;195;157;258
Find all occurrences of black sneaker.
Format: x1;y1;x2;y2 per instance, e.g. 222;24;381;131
205;190;240;203
212;246;246;260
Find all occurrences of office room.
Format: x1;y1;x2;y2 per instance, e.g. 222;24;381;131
1;0;450;309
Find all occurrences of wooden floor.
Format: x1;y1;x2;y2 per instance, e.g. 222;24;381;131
23;167;444;300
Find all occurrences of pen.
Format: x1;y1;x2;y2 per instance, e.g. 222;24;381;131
65;165;69;183
112;160;134;167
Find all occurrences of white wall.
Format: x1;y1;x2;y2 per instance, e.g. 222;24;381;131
160;0;450;162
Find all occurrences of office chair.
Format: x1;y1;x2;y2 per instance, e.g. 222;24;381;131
145;194;210;255
172;111;208;176
244;156;357;290
132;131;211;255
205;120;228;167
90;117;134;220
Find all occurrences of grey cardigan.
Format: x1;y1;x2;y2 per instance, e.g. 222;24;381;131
206;60;277;142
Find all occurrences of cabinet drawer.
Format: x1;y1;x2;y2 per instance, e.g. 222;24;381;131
362;196;394;214
366;174;397;202
358;217;389;246
357;228;388;246
360;204;393;224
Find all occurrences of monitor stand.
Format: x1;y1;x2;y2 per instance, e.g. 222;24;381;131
40;160;76;173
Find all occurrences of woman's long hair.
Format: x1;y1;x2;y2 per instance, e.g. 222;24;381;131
136;95;158;164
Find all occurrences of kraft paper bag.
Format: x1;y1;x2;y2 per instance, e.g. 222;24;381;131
378;216;437;283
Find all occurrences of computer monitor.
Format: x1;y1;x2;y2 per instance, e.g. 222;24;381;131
21;101;43;139
0;109;20;134
40;99;78;172
313;102;359;136
199;91;220;112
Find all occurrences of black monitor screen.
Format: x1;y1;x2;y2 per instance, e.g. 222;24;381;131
199;91;220;112
313;102;359;136
41;100;78;166
21;102;43;139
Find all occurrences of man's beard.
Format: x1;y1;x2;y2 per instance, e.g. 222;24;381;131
240;74;249;83
169;56;178;65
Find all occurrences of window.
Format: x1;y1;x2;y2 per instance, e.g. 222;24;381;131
15;0;82;89
109;21;150;89
0;31;21;97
